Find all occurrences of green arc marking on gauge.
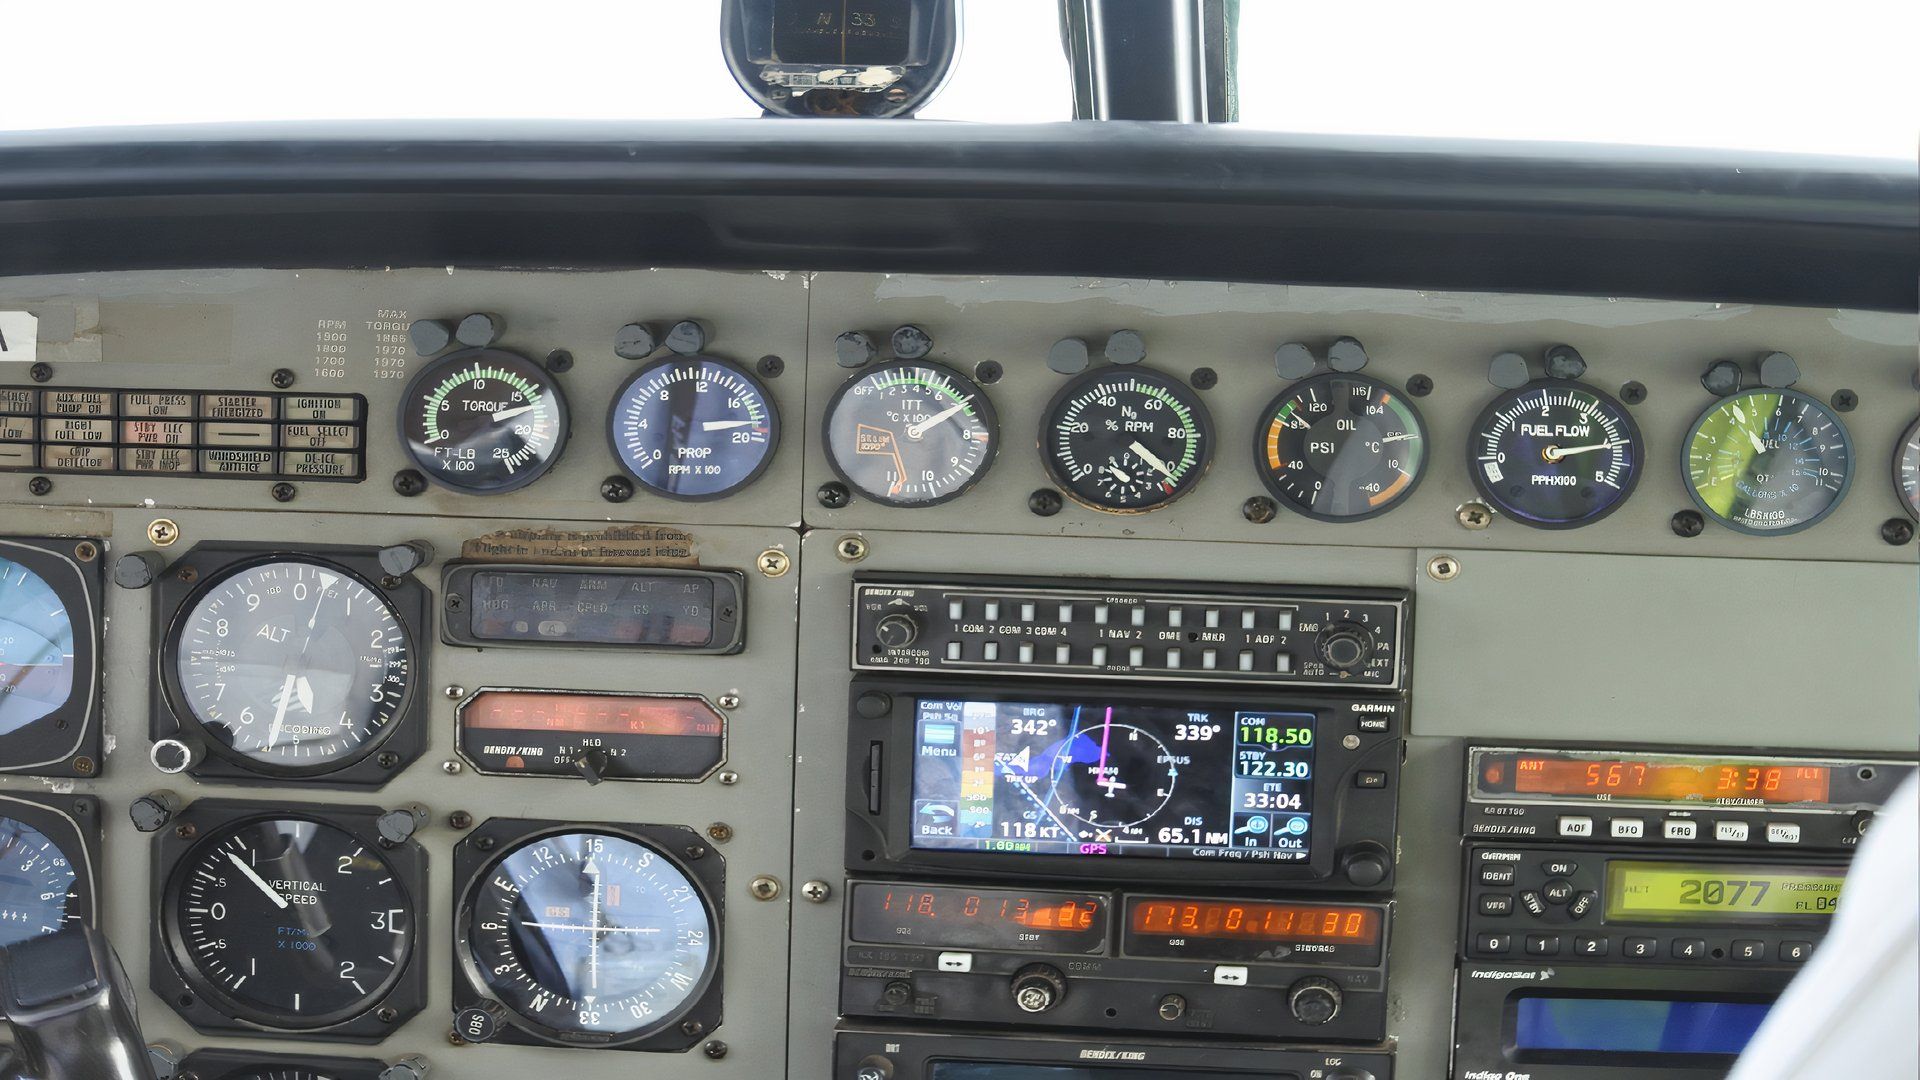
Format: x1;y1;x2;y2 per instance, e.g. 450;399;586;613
423;364;545;443
1131;378;1200;476
872;367;982;418
1687;391;1784;519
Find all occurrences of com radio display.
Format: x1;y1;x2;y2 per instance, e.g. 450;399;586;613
907;697;1316;861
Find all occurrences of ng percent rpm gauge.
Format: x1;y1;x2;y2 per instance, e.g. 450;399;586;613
1041;367;1214;513
399;349;569;494
1683;388;1853;535
608;356;778;500
822;361;998;507
1468;379;1643;528
1254;373;1427;522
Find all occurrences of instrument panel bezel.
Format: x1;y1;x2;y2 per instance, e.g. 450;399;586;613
0;535;103;776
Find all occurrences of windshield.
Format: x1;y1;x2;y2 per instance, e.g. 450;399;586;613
2;0;1911;159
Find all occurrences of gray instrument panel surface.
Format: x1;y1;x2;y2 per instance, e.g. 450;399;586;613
0;268;1913;1079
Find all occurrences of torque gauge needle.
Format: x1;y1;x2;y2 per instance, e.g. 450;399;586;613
491;404;538;423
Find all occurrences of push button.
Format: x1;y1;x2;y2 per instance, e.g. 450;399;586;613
1479;894;1515;916
1715;821;1751;842
1524;935;1561;956
1573;935;1609;956
1213;965;1249;986
1610;818;1646;839
1663;820;1699;840
1766;822;1802;844
1567;891;1598;920
1731;940;1766;961
1477;933;1513;954
1671;938;1706;960
937;952;974;972
1519;891;1547;917
1558;816;1594;838
1541;860;1578;877
1623;937;1657;959
1542;878;1574;905
1781;941;1814;962
1354;771;1388;789
1479;865;1516;886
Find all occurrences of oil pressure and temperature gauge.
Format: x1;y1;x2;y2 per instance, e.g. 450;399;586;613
1254;373;1427;522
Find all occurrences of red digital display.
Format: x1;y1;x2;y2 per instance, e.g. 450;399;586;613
1127;899;1382;945
848;883;1109;953
1494;756;1832;805
460;691;723;738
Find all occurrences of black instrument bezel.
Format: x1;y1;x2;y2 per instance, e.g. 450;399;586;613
1038;364;1216;514
440;562;745;654
150;542;431;786
1252;371;1432;523
605;353;782;502
846;676;1401;890
149;799;429;1042
1465;377;1646;530
0;536;103;777
0;791;100;940
819;360;1001;509
176;1049;389;1080
450;818;726;1052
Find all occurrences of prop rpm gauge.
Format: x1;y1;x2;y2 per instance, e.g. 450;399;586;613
399;349;569;494
822;361;998;507
460;829;720;1046
160;813;418;1031
1041;367;1214;513
167;559;412;773
1254;373;1427;522
1683;388;1853;535
608;356;779;500
1896;415;1919;521
1468;379;1643;529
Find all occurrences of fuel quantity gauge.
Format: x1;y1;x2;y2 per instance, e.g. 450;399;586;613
1468;379;1643;529
1683;388;1853;535
822;361;998;507
1255;374;1426;522
399;349;569;494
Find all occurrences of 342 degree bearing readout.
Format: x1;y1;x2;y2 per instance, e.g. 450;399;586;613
909;698;1316;862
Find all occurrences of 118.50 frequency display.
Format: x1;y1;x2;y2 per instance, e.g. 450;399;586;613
909;697;1317;861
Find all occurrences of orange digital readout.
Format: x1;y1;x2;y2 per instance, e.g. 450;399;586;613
1505;757;1831;805
847;883;1110;954
1129;899;1381;945
876;889;1102;932
460;691;724;738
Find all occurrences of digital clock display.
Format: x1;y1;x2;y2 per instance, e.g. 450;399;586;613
1606;861;1845;923
1478;750;1833;805
1122;896;1385;965
908;697;1317;862
847;882;1108;954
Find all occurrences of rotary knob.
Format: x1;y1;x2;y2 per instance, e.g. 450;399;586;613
1010;964;1067;1014
873;612;923;650
1315;623;1374;673
1288;976;1344;1025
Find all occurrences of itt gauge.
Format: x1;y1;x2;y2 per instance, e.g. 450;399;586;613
822;361;998;507
398;349;569;494
1468;379;1643;528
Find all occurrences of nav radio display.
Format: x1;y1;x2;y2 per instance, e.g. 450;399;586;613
908;697;1316;861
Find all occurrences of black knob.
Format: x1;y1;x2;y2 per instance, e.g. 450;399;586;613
1342;846;1391;887
129;792;181;833
1010;964;1067;1014
1316;623;1373;672
377;805;428;845
454;1002;506;1043
1288;976;1343;1025
573;748;611;785
873;612;922;650
880;980;912;1007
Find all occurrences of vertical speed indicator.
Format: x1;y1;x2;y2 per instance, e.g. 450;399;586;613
1468;379;1643;529
1040;367;1214;513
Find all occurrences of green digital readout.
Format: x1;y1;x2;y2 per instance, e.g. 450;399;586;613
1606;861;1844;923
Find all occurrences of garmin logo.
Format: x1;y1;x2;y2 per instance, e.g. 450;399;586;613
1079;1050;1148;1062
1351;703;1396;713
